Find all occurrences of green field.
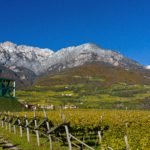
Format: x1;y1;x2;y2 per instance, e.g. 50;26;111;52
0;97;23;111
17;83;150;109
16;64;150;109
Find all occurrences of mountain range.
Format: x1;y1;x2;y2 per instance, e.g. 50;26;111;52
0;41;150;88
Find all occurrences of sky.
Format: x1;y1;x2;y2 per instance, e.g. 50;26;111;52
0;0;150;65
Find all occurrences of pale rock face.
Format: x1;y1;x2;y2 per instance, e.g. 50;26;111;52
47;43;141;71
0;41;54;74
48;43;122;67
0;41;142;76
1;41;17;52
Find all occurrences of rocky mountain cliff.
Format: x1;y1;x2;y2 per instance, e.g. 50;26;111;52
0;41;54;75
47;43;142;72
0;41;147;87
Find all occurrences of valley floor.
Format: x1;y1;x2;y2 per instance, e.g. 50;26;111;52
17;83;150;110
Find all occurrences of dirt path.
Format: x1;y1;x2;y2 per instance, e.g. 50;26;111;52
0;136;21;150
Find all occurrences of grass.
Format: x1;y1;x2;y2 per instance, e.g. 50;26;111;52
0;97;24;112
17;83;150;109
16;63;150;109
0;127;70;150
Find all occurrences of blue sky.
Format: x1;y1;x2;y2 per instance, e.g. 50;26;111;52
0;0;150;65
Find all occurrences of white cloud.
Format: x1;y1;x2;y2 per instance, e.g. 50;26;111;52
145;65;150;69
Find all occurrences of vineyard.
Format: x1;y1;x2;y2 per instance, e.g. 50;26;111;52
0;109;149;150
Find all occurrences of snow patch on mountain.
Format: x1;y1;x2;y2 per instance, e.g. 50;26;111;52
48;43;123;67
0;41;54;74
47;43;141;71
0;41;143;76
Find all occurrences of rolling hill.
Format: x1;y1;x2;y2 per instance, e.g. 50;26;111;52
17;63;150;109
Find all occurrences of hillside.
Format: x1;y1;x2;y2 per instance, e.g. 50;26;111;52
0;97;23;111
17;63;150;109
38;63;150;86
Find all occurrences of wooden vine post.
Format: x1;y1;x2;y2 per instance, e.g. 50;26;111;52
25;115;30;143
1;113;4;128
4;113;8;130
125;121;130;150
124;135;130;150
60;110;72;150
98;131;102;144
17;116;23;137
8;114;12;133
64;125;72;150
34;110;40;146
43;109;53;150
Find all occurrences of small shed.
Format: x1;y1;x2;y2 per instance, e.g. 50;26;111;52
0;77;16;98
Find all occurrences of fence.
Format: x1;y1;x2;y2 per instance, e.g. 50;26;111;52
0;110;130;150
0;110;99;150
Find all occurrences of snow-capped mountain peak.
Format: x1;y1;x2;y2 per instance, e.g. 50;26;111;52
0;41;17;52
47;43;140;72
0;41;54;74
0;41;143;76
